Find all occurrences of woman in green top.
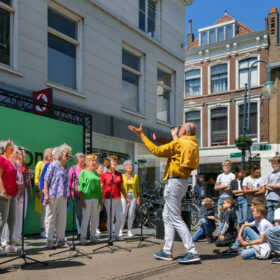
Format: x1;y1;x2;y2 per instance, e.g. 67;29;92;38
78;154;102;245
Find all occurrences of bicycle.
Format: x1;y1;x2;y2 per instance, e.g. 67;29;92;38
181;195;201;231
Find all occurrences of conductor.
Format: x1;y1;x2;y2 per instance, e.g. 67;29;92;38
128;122;200;264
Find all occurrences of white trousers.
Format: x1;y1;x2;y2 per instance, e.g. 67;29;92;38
45;196;67;241
104;198;122;238
163;178;197;255
120;192;137;231
81;199;99;239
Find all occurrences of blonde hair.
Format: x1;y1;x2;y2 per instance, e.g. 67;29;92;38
224;198;235;207
222;160;232;166
254;205;268;217
202;197;214;206
85;154;97;163
269;156;280;163
43;148;53;160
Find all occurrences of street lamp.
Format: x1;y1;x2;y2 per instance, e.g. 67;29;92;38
241;59;277;168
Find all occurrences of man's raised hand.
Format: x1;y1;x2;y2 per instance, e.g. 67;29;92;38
128;124;144;138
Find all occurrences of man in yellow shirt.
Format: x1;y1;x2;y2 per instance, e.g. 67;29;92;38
128;122;200;264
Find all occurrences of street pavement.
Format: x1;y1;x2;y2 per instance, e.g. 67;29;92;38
0;228;279;280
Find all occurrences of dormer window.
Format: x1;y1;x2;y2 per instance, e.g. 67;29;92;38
199;20;237;46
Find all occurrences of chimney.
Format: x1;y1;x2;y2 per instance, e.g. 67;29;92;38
265;17;268;30
187;19;194;45
268;7;279;45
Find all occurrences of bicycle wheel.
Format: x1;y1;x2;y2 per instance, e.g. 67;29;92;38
185;203;201;230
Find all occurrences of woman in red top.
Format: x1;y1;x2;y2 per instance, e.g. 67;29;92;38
0;139;17;255
100;155;129;241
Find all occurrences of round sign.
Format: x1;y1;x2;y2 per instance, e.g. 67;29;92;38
151;132;157;142
35;93;48;112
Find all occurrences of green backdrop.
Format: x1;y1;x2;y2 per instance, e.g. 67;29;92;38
0;106;83;234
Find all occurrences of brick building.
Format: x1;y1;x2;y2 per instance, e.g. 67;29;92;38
184;11;271;194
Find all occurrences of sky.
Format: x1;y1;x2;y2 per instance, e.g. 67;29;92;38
185;0;280;45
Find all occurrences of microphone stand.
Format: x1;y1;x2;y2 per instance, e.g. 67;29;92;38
49;159;91;259
0;149;48;268
93;159;131;254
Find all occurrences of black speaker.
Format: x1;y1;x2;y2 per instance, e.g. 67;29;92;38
155;209;191;241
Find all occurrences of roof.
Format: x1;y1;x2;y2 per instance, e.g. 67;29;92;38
186;13;254;49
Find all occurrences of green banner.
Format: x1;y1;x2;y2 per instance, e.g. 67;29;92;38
0;106;83;234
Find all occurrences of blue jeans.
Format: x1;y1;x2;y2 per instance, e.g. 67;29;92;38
73;196;83;234
267;200;279;224
192;218;216;242
235;196;248;226
266;226;280;254
241;227;259;259
218;197;227;235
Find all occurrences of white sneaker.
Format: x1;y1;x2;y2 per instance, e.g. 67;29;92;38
0;246;6;256
5;243;18;253
79;238;88;245
96;229;101;236
40;231;46;238
119;230;123;237
127;231;134;237
1;241;7;247
46;239;56;249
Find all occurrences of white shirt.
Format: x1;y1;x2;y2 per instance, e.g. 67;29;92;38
216;172;235;198
274;208;280;221
243;176;266;204
250;219;273;242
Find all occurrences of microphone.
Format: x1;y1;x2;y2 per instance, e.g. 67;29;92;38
66;153;75;158
18;146;27;151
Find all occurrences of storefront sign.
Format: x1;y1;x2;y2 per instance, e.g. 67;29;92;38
150;131;170;143
33;88;53;113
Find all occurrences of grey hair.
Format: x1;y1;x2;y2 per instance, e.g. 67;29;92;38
52;147;59;160
56;143;72;160
43;148;53;160
0;139;14;155
123;160;132;169
184;123;196;136
75;153;85;161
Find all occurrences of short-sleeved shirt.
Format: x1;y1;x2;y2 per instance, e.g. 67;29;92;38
44;161;69;199
249;219;273;242
266;171;280;201
0;155;17;197
216;172;235;198
69;166;83;197
274;208;280;221
243;175;266;204
100;170;123;199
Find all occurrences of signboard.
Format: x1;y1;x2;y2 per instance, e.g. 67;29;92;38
0;106;83;233
33;88;53;113
252;144;271;151
230;152;244;158
150;131;170;143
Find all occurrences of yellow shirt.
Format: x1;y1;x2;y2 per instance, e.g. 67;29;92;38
121;174;139;198
34;161;44;185
142;135;199;181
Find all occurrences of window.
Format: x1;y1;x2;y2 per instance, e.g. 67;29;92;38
185;111;201;147
157;68;172;123
48;8;80;89
239;103;257;139
209;29;216;44
211;64;228;93
211;107;228;146
139;0;156;38
122;48;141;112
217;27;224;41
201;31;207;45
226;24;233;39
0;0;12;66
185;70;201;97
239;57;257;88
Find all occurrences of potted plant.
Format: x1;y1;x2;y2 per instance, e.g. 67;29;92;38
235;136;253;151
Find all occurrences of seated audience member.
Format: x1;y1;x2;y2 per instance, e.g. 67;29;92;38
192;198;216;243
238;205;273;260
215;198;237;247
266;202;280;264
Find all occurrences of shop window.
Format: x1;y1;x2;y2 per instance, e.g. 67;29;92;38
239;102;258;140
185;111;201;147
185;69;201;97
0;0;13;65
239;57;258;88
122;48;141;113
157;67;172;123
48;7;80;89
211;64;228;93
211;107;228;146
139;0;156;38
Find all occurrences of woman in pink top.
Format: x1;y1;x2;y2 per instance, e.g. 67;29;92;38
0;139;17;255
68;153;85;238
